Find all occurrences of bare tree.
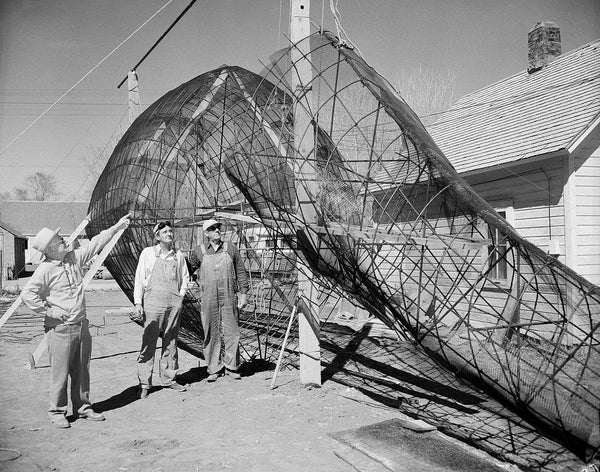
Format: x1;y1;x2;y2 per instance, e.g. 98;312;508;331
11;172;60;201
72;124;126;201
13;187;30;200
396;65;456;126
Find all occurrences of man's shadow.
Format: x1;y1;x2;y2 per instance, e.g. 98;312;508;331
89;366;206;415
90;358;275;415
89;385;140;414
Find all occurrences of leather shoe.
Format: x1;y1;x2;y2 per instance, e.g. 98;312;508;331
226;369;241;380
165;382;186;392
207;373;220;382
79;410;105;421
140;387;150;399
50;415;70;428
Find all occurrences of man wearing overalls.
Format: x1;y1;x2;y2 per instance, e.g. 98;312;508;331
133;221;190;399
188;218;248;382
21;213;131;428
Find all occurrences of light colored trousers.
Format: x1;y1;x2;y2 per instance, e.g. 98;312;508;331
137;256;183;387
136;302;182;387
46;319;93;418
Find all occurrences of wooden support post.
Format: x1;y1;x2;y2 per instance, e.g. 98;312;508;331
127;70;141;124
26;225;125;370
291;0;321;386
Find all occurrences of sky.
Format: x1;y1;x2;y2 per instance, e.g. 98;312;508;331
0;0;598;202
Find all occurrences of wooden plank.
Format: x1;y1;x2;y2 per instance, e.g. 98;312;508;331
312;221;490;250
270;305;297;390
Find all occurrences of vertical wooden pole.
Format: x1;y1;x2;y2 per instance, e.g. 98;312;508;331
290;0;321;386
128;70;141;125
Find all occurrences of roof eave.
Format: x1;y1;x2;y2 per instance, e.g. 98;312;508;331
567;110;600;155
457;149;569;178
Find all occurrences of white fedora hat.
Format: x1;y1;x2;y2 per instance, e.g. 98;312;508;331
31;226;62;253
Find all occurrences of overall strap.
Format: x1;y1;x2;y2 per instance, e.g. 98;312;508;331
200;244;207;256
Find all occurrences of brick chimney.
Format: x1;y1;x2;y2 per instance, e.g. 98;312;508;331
528;21;561;73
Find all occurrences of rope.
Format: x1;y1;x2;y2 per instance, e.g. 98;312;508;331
327;0;363;58
0;0;175;156
0;448;22;461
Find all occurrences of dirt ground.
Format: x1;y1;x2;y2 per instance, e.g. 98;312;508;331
0;282;544;472
0;285;409;472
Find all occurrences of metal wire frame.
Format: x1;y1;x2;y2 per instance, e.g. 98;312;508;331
226;32;600;460
88;31;600;460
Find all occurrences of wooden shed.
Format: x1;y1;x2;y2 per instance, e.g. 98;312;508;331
0;220;27;279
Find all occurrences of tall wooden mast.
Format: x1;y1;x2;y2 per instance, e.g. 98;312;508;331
290;0;321;385
127;70;141;124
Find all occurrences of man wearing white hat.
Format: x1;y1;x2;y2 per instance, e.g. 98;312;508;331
21;213;131;428
133;221;190;399
188;218;249;382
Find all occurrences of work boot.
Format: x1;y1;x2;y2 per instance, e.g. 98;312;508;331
206;373;220;382
226;369;241;380
50;415;70;429
78;409;105;421
165;382;187;392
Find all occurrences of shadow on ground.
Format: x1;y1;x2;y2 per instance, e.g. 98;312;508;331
286;322;587;472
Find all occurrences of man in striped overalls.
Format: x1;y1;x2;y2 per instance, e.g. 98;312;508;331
188;219;248;382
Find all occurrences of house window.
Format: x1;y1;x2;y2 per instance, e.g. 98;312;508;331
487;210;510;282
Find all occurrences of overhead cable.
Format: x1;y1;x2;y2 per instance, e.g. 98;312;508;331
0;0;175;157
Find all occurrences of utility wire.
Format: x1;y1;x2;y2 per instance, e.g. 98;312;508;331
0;0;175;157
1;75;597;121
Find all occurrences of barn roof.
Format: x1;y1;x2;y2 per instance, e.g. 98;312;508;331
0;201;89;237
0;220;26;239
428;39;600;173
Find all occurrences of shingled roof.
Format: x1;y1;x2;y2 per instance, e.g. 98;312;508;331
0;201;89;237
0;220;25;239
428;39;600;174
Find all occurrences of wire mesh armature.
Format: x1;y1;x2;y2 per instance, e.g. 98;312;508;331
88;65;299;365
88;31;600;460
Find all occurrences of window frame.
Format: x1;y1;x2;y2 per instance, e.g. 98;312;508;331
482;206;514;287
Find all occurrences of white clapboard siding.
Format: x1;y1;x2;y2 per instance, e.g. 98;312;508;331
574;152;600;284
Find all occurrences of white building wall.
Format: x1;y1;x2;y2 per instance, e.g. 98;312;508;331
573;148;600;285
